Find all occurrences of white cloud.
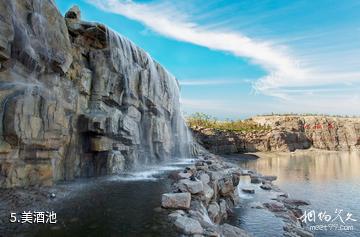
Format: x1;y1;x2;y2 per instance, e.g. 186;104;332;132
88;0;360;116
88;0;304;93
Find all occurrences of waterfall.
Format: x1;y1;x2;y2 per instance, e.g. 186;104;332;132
104;27;194;166
0;1;196;188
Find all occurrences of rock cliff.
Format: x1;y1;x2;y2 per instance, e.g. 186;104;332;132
192;115;360;154
0;1;191;188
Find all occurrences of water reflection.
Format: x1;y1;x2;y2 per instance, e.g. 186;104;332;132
238;151;360;183
227;151;360;237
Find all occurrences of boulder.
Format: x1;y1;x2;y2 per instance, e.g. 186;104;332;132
161;193;191;209
178;172;192;179
260;183;272;190
174;216;203;235
250;174;261;184
178;179;204;194
198;172;210;185
202;184;214;204
262;175;277;181
284;224;314;237
232;172;241;186
264;201;286;212
220;224;252;237
218;176;235;195
168;210;186;221
283;198;311;206
207;202;220;223
242;188;255;194
219;199;228;219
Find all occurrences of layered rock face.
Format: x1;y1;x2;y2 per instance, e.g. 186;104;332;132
252;116;360;151
0;1;190;188
192;116;360;153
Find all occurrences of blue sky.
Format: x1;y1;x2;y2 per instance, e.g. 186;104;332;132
56;0;360;119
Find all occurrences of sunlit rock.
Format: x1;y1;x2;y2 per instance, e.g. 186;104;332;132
0;2;192;188
178;178;204;194
174;216;203;235
161;193;191;209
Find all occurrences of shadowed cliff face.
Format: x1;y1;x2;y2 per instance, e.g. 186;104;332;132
0;2;192;188
192;116;360;154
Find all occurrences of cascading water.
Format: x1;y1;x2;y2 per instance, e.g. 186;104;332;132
0;1;195;187
0;3;200;236
102;27;194;171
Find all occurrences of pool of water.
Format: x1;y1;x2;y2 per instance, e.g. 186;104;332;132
12;159;195;237
226;151;360;237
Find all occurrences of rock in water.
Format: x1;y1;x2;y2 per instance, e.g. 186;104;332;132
220;223;252;237
161;193;191;209
260;183;272;190
262;175;277;181
283;198;311;206
177;179;204;194
250;174;261;184
0;2;192;188
242;188;255;194
174;216;203;235
264;201;286;212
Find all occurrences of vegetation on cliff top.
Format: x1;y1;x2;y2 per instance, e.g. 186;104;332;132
258;112;359;118
186;112;270;132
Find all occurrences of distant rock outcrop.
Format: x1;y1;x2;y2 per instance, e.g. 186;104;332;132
0;1;191;188
192;116;360;154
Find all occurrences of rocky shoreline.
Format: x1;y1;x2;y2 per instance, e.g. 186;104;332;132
161;151;314;237
0;152;314;237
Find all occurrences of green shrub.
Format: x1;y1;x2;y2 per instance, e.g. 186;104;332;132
259;112;359;118
186;113;270;132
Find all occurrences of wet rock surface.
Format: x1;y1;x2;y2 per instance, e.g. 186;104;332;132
160;151;313;237
162;193;191;209
161;145;317;236
174;216;204;235
233;164;313;236
0;1;321;237
166;151;315;237
241;188;255;194
162;151;248;236
261;187;314;237
220;223;252;237
0;1;191;188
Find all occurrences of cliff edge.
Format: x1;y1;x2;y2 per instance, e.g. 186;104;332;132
191;115;360;154
0;1;190;188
